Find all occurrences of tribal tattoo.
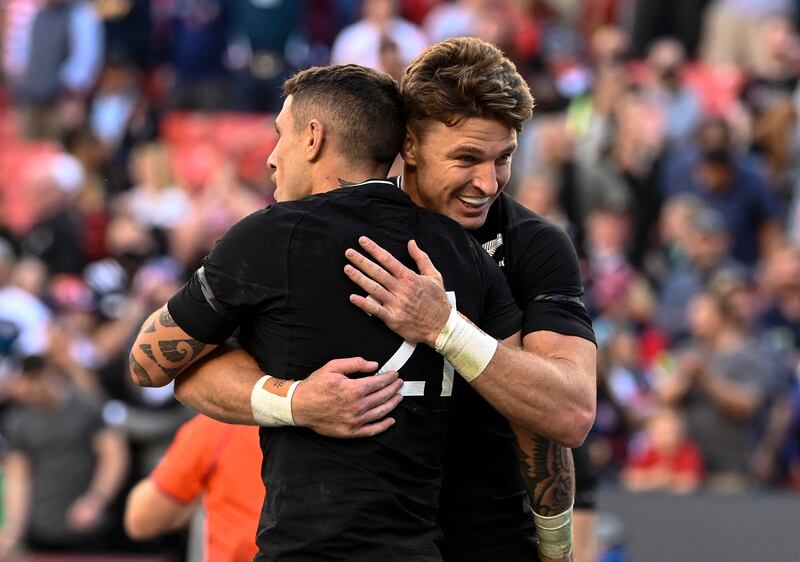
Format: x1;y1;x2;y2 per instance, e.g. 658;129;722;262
515;433;574;516
132;309;211;383
159;309;179;327
129;353;152;387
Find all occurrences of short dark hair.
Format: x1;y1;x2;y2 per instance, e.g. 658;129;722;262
402;37;534;135
283;65;405;167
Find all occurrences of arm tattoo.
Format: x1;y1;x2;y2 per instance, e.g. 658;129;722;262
142;319;156;334
129;353;152;387
515;434;574;516
139;338;208;380
159;309;179;327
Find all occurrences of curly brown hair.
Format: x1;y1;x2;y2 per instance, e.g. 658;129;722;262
402;37;534;136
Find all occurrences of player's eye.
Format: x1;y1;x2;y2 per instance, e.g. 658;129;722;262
457;155;477;163
497;153;512;165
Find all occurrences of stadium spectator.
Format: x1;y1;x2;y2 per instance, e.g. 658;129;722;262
0;355;129;555
229;0;302;113
123;142;193;234
657;206;743;343
168;0;231;111
0;258;51;361
18;164;86;275
623;406;705;493
331;0;428;73
757;243;800;361
642;38;702;145
702;0;793;68
9;0;104;139
658;289;773;491
423;0;487;43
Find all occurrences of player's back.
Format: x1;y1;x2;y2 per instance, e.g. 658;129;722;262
204;180;520;561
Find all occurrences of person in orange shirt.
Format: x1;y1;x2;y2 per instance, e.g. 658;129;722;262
124;414;264;562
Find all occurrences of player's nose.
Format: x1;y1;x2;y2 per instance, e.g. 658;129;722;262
471;162;498;196
266;149;278;173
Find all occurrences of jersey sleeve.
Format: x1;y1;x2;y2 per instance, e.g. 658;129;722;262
510;222;595;343
168;206;293;344
150;415;230;504
471;239;522;341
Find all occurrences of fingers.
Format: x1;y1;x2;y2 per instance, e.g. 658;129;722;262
325;357;379;375
345;247;396;290
349;294;390;322
360;391;403;426
360;377;404;413
352;369;400;394
344;263;393;304
350;416;396;438
358;236;411;278
408;240;441;280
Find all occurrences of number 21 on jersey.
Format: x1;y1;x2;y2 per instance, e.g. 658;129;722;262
377;292;456;397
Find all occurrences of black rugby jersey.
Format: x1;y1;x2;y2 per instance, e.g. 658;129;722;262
168;180;521;561
437;191;596;562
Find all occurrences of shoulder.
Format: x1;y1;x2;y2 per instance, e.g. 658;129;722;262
498;194;580;270
500;194;572;246
162;416;232;465
210;201;323;259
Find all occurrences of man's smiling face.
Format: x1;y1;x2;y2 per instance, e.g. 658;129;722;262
405;117;517;230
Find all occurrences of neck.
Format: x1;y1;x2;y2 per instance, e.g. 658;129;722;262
399;166;423;206
310;159;388;196
710;326;743;351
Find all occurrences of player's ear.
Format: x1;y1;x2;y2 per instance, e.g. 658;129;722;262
306;119;325;162
401;128;419;166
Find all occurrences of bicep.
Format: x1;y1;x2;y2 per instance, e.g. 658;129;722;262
130;303;221;387
523;331;596;385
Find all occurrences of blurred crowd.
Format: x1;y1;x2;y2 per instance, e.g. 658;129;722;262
2;0;800;556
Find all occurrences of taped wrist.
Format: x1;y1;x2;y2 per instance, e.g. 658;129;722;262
434;308;497;383
534;506;574;559
251;375;300;427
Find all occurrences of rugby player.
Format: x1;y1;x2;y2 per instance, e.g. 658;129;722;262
129;64;527;560
343;38;597;562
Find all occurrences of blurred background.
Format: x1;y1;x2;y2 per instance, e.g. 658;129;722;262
1;0;800;561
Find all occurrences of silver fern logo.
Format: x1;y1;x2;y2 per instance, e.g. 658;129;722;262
481;233;503;257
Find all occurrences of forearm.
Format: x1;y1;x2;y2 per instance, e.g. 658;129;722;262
2;453;30;537
513;424;575;515
129;304;218;388
173;346;263;424
699;372;760;420
89;430;130;505
125;479;195;540
513;424;575;562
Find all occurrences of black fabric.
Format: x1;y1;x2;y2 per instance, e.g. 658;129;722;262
573;442;599;510
439;192;596;561
169;181;521;561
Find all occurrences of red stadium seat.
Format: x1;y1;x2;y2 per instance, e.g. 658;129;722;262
0;141;59;234
160;112;276;191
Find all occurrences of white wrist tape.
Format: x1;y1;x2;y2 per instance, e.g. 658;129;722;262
251;375;300;427
434;308;497;383
533;506;574;559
